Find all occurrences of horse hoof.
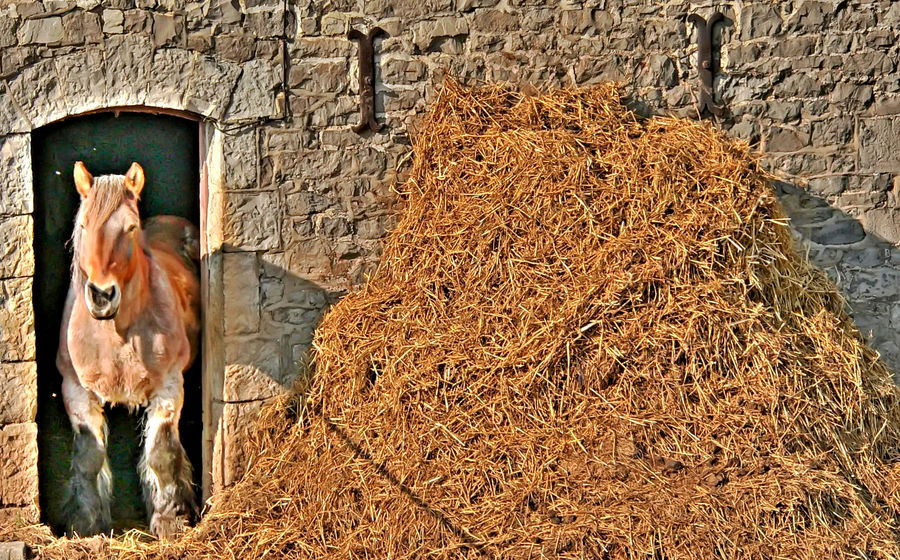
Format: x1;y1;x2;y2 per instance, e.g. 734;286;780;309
150;512;189;540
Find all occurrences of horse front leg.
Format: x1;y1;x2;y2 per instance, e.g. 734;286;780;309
60;375;112;536
140;373;197;539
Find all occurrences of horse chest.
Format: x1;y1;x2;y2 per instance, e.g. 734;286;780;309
70;320;172;406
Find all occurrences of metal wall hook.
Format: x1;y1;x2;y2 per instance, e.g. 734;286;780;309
348;27;386;133
688;12;725;117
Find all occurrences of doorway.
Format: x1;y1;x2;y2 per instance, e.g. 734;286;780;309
32;112;202;533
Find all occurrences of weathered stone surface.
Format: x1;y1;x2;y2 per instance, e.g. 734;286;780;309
0;135;32;216
0;541;28;560
739;4;782;39
0;362;36;424
766;126;811;152
860;118;900;172
152;12;178;46
223;191;280;251
223;338;285;401
848;267;900;299
289;60;347;94
104;34;152;107
55;48;106;115
216;33;254;62
0;215;33;278
146;47;194;109
222;400;265;486
184;55;241;119
102;9;124;34
0;422;38;506
8;58;66;127
224;252;261;335
411;16;468;51
224;127;259;189
223;59;280;122
0;278;34;362
17;16;63;44
798;218;866;246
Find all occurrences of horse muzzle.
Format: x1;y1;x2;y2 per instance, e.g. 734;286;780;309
84;281;121;320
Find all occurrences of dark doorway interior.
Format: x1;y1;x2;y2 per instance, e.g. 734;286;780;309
32;112;202;533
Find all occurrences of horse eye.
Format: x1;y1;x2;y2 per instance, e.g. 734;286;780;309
126;224;137;234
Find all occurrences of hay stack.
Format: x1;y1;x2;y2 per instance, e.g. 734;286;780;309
14;80;900;558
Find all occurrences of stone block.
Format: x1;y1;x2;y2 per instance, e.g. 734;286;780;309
55;48;107;115
638;54;676;88
0;278;34;362
223;338;285;402
797;218;865;246
785;1;831;32
0;136;33;215
223;191;281;251
860;118;900;172
0;422;38;506
364;0;453;18
289;60;347;94
738;4;782;40
320;12;347;36
411;16;468;51
146;47;194;109
104;34;152;107
766;125;810;152
773;73;825;98
0;541;28;560
184;56;241;119
8;58;67;127
224;252;260;335
17;16;64;44
224;59;281;122
858;208;900;245
848;267;900;299
102;9;124;33
216;33;255;62
0;362;36;424
813;117;854;146
224;127;259;190
0;16;15;49
222;399;265;486
381;57;426;84
82;11;103;43
291;37;356;58
830;82;873;110
123;9;151;34
0;216;33;278
152;12;179;47
473;9;519;33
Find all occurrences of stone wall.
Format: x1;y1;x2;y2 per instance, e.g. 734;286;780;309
2;0;900;519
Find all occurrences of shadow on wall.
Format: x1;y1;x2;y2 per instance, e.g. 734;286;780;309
774;179;900;379
214;243;353;487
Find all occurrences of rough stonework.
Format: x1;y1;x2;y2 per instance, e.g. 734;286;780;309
2;0;900;513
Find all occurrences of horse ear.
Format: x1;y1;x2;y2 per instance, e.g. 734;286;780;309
125;162;145;199
73;161;93;198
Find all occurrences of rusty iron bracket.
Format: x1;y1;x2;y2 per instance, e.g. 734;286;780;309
688;12;725;117
348;26;385;133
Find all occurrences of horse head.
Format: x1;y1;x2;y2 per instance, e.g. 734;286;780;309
73;161;145;320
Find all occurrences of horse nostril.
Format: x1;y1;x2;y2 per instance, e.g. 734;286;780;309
88;283;116;305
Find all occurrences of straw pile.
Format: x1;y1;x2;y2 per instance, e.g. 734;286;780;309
10;79;900;558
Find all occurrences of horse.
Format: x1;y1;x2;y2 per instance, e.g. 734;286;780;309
56;161;201;538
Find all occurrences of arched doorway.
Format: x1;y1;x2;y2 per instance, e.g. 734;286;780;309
32;111;202;532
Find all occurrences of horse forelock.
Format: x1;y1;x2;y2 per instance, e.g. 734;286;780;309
71;174;137;270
